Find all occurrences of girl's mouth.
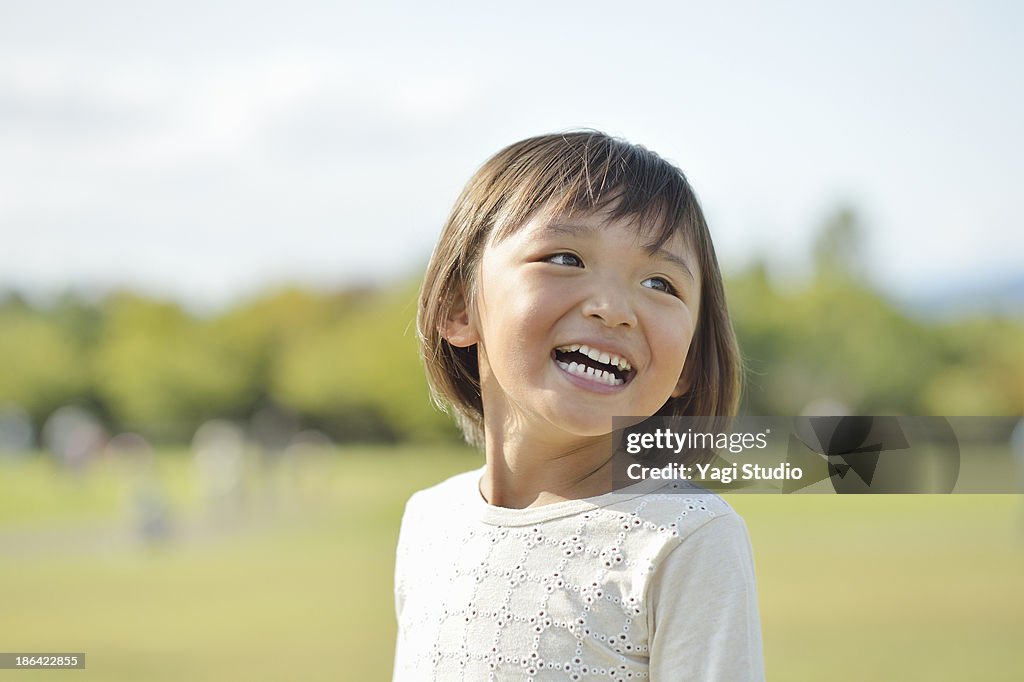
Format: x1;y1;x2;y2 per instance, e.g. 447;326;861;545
552;344;636;387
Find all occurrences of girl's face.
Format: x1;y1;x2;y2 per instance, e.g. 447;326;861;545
444;209;701;446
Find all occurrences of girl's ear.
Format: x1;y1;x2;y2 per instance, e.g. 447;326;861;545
441;290;479;348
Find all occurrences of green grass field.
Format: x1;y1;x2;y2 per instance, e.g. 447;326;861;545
1;447;1022;680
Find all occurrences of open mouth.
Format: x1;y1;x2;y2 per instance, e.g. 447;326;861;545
552;343;635;387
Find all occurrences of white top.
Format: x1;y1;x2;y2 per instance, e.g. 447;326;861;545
393;467;764;681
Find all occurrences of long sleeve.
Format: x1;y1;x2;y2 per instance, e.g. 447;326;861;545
646;513;765;681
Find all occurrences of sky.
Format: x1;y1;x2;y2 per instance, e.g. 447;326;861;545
1;0;1022;311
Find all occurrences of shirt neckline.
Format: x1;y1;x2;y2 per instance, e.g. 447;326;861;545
465;466;672;527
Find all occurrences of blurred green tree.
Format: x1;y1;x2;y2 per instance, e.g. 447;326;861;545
731;207;945;416
271;281;457;442
0;306;87;423
91;294;256;441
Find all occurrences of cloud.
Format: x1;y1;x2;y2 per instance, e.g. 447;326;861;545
0;49;484;308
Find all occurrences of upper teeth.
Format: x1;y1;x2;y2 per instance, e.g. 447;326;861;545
556;343;632;372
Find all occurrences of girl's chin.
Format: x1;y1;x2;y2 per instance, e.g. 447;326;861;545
539;411;619;441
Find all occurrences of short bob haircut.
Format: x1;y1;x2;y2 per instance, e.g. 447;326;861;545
417;131;741;448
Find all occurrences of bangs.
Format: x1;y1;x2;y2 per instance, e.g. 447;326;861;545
490;132;704;252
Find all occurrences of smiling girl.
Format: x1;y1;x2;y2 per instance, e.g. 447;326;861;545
393;131;764;680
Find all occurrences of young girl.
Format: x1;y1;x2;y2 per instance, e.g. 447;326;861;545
394;131;764;680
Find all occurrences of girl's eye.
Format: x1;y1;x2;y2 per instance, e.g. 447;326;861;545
641;277;677;295
547;253;583;267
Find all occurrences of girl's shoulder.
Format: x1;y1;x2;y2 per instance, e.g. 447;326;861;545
591;484;744;547
401;466;484;518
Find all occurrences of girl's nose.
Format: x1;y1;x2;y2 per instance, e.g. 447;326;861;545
581;287;638;328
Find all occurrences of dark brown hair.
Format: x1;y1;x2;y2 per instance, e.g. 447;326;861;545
417;131;741;447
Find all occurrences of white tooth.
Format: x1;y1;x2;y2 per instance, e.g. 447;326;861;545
578;344;590;356
599;352;610;365
568;362;579;373
586;347;602;362
614;377;624;386
609;354;620;367
600;370;610;382
557;361;569;370
569;344;580;352
586;366;595;376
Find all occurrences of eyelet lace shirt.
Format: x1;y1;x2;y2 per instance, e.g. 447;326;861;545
393;467;764;681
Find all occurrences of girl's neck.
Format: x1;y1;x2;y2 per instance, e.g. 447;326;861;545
478;428;613;509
